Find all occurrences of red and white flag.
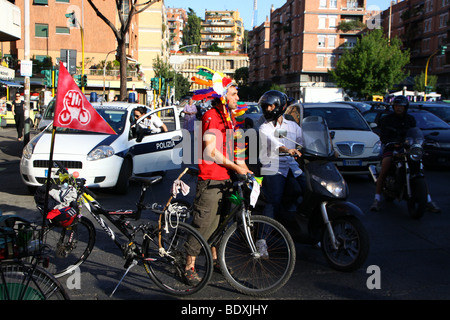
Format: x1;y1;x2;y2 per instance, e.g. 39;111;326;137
53;61;116;135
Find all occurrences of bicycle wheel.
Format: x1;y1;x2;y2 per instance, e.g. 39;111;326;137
42;216;96;278
0;261;69;300
218;215;296;296
142;221;213;296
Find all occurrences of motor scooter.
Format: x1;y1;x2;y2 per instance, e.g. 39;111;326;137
258;115;370;272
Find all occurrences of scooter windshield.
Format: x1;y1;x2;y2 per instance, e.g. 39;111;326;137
301;116;334;157
405;127;424;145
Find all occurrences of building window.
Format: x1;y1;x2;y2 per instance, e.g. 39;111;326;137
317;55;325;67
318;35;326;47
328;36;336;48
330;0;337;9
34;0;48;4
319;16;327;29
320;0;327;8
56;27;70;34
35;23;49;38
56;0;70;2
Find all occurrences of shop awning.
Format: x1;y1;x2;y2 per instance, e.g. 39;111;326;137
0;80;23;87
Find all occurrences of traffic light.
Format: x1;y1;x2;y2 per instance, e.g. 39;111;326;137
41;69;52;87
74;74;82;87
151;77;159;90
160;78;166;95
81;74;88;87
65;11;77;28
54;69;59;86
440;45;447;55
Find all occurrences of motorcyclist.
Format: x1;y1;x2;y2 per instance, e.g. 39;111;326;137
370;95;440;212
258;90;306;224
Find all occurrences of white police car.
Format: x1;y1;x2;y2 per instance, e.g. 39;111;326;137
20;102;183;193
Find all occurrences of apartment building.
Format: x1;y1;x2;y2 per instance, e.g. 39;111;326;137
201;10;245;53
249;0;368;101
137;1;170;83
381;0;450;92
167;7;187;52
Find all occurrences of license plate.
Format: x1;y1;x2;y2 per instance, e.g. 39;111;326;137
343;159;362;166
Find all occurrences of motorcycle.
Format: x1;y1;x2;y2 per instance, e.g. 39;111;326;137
257;115;370;272
369;127;427;219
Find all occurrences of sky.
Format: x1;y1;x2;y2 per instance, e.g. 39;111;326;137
164;0;394;30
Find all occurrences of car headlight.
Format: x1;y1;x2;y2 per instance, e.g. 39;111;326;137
373;140;382;154
87;145;115;161
22;141;37;160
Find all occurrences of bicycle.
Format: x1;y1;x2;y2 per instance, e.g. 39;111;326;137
172;167;296;296
0;211;69;300
35;161;213;297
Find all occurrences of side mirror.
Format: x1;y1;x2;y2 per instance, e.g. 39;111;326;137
330;131;335;139
274;128;288;138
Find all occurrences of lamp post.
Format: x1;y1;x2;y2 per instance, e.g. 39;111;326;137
102;50;116;102
424;45;447;101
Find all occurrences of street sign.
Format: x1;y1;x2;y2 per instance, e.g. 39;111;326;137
20;60;33;77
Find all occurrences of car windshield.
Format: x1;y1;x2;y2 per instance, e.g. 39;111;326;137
426;106;450;122
411;111;450;130
45;106;128;135
304;107;370;131
245;104;261;114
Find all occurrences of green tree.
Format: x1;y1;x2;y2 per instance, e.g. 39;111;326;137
87;0;160;100
329;29;410;99
182;8;201;52
152;55;190;101
206;43;224;53
414;72;437;92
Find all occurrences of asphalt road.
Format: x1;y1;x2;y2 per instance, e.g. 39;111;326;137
1;125;450;308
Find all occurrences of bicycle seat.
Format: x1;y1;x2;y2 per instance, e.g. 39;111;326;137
129;175;162;187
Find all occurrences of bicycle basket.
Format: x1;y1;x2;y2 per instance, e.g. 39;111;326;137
0;215;42;260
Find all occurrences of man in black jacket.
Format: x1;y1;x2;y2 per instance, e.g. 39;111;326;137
370;95;440;212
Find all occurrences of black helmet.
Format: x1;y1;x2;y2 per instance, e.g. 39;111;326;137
258;90;288;121
392;95;409;111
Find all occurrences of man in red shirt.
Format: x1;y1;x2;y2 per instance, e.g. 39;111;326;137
184;82;252;285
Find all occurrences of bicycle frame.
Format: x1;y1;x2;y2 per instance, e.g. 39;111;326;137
208;179;260;258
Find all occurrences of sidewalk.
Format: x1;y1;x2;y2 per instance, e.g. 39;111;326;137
0;126;31;163
0;126;39;220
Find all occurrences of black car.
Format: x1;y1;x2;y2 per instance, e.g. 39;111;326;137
363;108;450;166
409;102;450;124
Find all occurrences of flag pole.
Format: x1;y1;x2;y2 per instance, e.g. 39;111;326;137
42;119;57;227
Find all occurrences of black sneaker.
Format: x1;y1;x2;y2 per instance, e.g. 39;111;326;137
183;268;201;286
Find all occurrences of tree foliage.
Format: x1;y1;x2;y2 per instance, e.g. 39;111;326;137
414;72;437;92
86;0;160;100
328;29;410;99
182;8;201;52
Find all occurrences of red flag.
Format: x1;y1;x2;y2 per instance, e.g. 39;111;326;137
53;61;116;134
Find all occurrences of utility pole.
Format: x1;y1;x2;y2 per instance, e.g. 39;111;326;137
23;0;31;145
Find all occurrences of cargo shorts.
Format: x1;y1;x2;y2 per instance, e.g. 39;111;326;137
185;178;232;256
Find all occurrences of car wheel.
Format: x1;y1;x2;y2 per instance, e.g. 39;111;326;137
114;158;132;194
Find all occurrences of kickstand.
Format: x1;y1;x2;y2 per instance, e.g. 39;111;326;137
110;260;138;298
